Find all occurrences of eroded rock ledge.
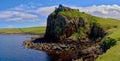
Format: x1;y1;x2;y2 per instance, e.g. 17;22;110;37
24;38;103;61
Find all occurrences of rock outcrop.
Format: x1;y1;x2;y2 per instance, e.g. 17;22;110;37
24;5;107;61
45;5;85;41
89;24;105;41
24;38;102;61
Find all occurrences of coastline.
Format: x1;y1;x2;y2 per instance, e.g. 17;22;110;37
24;38;103;61
0;32;44;35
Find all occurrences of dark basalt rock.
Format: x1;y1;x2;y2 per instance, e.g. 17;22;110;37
44;5;85;41
89;24;105;41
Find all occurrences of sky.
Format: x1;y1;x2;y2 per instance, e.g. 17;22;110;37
0;0;120;28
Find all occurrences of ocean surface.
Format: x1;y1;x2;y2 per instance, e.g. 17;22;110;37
0;34;50;61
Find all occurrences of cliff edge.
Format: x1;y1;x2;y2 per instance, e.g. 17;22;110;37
44;5;105;42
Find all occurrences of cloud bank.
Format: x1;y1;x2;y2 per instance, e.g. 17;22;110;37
0;4;120;23
78;4;120;19
35;4;120;20
0;11;39;22
36;6;56;16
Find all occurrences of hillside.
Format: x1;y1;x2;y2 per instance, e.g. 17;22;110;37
0;26;46;35
59;6;120;61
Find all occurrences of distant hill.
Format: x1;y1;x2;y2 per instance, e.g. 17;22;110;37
0;26;46;35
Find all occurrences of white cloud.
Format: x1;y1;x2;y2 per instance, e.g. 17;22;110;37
0;11;39;22
36;6;56;16
71;4;120;19
0;12;12;18
1;4;120;25
0;3;43;22
35;4;120;20
7;25;13;28
39;22;47;26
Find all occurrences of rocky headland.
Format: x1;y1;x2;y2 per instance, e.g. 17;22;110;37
24;5;107;61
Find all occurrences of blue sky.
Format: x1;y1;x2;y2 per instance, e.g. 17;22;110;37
0;0;120;28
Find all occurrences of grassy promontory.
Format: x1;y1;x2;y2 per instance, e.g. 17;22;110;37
0;26;46;35
24;5;120;61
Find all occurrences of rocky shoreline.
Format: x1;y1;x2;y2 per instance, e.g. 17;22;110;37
24;38;103;61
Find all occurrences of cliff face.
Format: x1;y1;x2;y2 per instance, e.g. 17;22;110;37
45;5;85;41
45;5;105;42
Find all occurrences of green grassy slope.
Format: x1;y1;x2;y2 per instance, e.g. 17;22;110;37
96;41;120;61
96;28;120;61
59;10;120;61
0;26;46;35
60;11;120;30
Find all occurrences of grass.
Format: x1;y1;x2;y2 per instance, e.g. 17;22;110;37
107;28;120;40
0;26;46;35
59;11;120;30
96;28;120;61
96;41;120;61
59;10;120;61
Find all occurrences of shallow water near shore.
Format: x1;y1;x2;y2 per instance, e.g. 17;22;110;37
0;34;50;61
